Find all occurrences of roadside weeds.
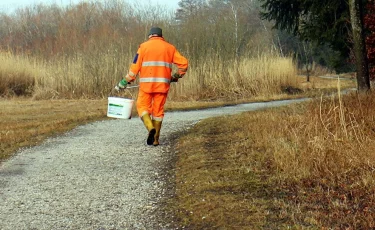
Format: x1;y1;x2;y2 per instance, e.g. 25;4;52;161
171;91;375;229
2;75;369;228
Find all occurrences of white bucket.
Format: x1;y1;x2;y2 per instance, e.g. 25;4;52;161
107;97;134;119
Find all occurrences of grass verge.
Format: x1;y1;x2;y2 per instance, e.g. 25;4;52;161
0;99;107;161
172;90;375;229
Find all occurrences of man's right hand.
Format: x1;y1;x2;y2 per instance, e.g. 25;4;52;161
115;79;128;91
171;73;182;82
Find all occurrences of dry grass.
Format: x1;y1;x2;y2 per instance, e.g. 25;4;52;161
298;73;356;91
0;51;300;101
0;51;361;227
0;52;42;97
174;117;274;229
169;54;299;100
173;90;375;229
2;93;306;162
0;99;107;161
0;74;356;162
32;50;132;99
3;45;353;103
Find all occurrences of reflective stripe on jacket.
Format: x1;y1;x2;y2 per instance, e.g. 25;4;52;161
129;37;188;93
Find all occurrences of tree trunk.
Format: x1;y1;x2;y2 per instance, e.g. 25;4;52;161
302;41;312;82
349;0;370;91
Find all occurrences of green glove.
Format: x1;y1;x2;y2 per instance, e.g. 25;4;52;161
115;79;128;91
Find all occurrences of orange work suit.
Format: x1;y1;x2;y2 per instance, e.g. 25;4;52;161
128;37;188;120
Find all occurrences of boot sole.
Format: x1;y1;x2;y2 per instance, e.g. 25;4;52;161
147;129;156;145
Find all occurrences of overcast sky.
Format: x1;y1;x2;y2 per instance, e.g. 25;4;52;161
0;0;179;13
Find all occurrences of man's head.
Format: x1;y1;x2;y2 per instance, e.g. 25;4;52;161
148;27;163;38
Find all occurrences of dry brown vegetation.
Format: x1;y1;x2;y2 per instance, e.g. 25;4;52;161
0;95;293;162
0;96;232;161
1;75;354;163
173;89;375;229
0;0;303;100
1;1;370;228
0;51;300;101
0;99;108;161
0;53;38;97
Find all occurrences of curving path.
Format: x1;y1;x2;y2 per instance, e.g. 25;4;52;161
0;98;308;230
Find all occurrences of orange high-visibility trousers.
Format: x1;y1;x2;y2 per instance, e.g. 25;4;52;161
137;90;168;121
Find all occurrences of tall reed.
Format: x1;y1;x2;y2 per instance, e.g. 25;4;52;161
272;89;375;184
0;52;42;96
1;49;298;100
33;48;132;99
168;53;298;100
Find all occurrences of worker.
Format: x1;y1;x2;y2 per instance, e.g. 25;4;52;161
115;27;188;146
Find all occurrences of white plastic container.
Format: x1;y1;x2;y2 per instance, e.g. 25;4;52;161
107;97;134;119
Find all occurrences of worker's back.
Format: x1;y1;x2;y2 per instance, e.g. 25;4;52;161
130;37;187;93
138;37;175;93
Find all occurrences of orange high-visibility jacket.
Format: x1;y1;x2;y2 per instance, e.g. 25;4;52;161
128;37;188;93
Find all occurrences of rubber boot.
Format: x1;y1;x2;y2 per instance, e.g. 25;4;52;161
152;120;162;146
141;114;156;145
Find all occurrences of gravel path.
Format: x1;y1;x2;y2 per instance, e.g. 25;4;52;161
0;99;307;230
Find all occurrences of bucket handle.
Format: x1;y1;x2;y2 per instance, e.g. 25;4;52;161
109;84;139;99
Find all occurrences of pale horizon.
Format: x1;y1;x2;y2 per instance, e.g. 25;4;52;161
0;0;179;13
